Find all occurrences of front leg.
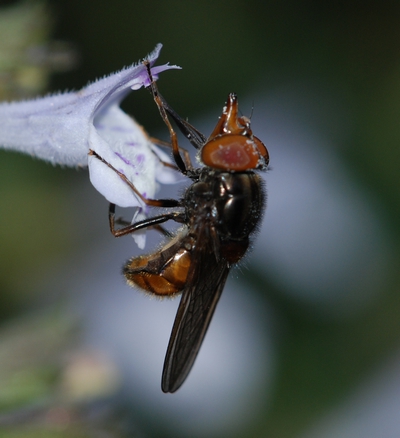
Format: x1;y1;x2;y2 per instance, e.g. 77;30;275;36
89;149;180;208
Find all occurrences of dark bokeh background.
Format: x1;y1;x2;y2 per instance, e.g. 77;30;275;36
1;1;400;437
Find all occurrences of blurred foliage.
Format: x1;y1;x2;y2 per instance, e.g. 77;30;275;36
0;152;78;317
245;265;400;436
0;311;72;412
0;0;76;100
0;310;125;437
0;1;400;437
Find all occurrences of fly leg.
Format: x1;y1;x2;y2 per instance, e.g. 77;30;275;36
149;137;192;172
113;214;173;238
89;150;185;237
89;149;180;209
108;203;183;238
145;61;211;174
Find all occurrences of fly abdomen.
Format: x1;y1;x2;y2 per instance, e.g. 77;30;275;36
124;237;192;296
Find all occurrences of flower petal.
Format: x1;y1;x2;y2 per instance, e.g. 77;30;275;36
89;105;159;208
0;44;182;247
0;43;180;167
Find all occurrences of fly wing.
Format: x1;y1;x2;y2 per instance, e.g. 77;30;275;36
161;244;230;393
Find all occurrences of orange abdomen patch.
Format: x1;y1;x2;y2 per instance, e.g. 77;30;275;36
125;248;191;296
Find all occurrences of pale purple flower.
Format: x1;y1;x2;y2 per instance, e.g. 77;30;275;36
0;44;181;247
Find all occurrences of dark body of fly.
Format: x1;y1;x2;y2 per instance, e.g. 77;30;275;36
157;170;265;392
90;60;269;393
184;169;265;267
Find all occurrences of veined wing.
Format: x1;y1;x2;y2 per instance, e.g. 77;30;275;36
161;238;230;393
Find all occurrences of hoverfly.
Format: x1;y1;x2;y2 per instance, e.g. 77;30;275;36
90;61;268;393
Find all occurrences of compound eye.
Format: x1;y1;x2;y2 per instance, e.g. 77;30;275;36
201;134;268;171
253;136;269;168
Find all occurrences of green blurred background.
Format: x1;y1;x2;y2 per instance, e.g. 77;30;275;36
0;1;400;437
